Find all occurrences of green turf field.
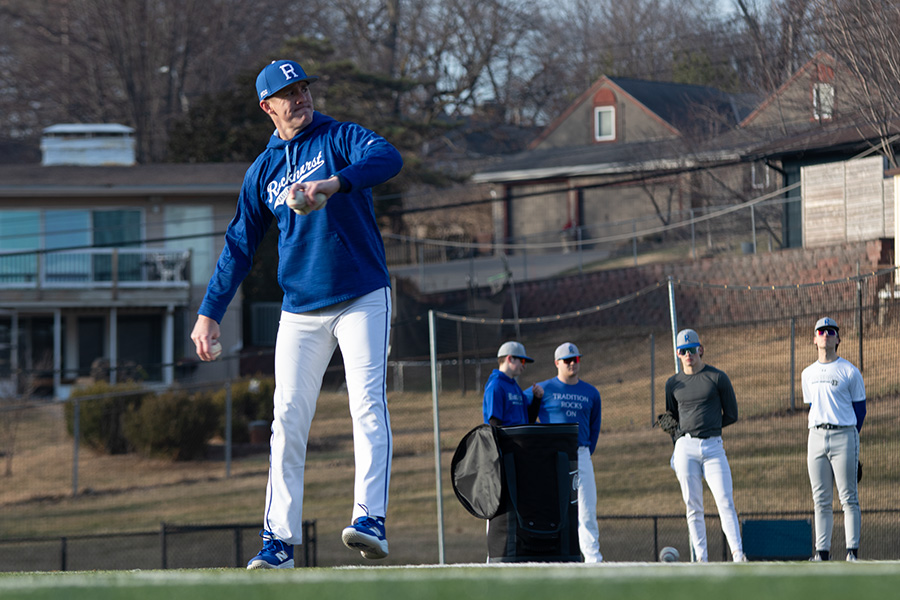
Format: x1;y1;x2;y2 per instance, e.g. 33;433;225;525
2;562;899;600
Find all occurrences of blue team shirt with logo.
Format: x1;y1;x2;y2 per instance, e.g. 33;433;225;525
526;377;601;452
198;111;402;322
483;369;530;426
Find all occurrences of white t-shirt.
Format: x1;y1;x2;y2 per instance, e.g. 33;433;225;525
802;356;866;428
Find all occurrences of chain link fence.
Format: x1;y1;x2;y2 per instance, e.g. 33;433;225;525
428;270;900;562
1;268;899;568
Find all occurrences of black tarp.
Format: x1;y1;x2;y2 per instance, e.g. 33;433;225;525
451;424;503;520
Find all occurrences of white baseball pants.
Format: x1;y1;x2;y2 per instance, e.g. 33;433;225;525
807;426;860;552
577;446;603;562
263;287;392;545
671;435;743;562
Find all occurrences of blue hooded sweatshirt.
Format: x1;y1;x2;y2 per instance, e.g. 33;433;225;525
483;369;530;426
198;112;403;322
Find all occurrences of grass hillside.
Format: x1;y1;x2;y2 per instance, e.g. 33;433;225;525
2;322;899;566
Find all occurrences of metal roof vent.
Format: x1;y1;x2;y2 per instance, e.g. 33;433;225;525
40;123;136;166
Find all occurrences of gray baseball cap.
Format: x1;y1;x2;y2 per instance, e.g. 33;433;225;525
676;329;701;350
815;317;839;331
497;341;533;363
554;342;581;361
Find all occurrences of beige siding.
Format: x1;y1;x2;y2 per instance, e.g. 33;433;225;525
802;156;890;248
845;158;885;241
537;102;595;149
618;100;676;143
883;176;894;239
746;85;813;131
508;183;569;244
803;162;847;247
744;57;866;133
896;177;900;265
581;180;684;228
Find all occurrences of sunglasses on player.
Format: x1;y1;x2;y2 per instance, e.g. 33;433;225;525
677;347;699;356
816;328;838;337
510;356;527;365
561;356;580;364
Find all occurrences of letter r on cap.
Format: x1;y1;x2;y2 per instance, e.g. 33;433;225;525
280;64;297;79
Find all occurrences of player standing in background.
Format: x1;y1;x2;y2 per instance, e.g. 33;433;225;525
526;342;603;562
803;317;866;561
665;329;746;562
483;341;543;427
190;59;402;568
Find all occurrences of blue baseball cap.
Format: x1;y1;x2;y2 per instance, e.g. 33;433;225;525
676;329;701;350
815;317;839;331
256;60;319;100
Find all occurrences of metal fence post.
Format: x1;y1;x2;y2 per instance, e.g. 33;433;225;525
418;244;425;290
632;219;638;267
858;262;864;372
650;334;656;427
790;317;796;412
751;204;757;253
72;398;80;497
475;361;482;392
225;381;232;478
393;362;404;393
667;276;679;373
428;310;446;565
457;321;466;395
690;209;696;260
160;522;168;569
522;243;528;281
234;527;242;568
303;520;318;567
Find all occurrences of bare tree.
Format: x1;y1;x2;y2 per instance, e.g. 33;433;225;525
399;0;547;122
811;0;900;166
0;0;832;162
0;0;331;162
521;0;752;125
730;0;816;93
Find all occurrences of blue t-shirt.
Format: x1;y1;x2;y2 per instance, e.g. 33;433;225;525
483;369;530;426
527;377;601;453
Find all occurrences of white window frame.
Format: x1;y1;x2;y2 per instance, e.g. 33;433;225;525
751;162;771;190
813;82;834;121
594;106;616;142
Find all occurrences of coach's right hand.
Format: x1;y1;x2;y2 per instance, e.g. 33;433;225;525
191;315;222;362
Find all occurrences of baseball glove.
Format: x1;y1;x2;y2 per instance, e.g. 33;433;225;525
656;412;681;437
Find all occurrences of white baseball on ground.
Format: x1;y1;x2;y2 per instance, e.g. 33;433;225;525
210;340;222;360
659;546;679;562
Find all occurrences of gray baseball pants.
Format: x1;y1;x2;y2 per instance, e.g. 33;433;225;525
807;426;860;552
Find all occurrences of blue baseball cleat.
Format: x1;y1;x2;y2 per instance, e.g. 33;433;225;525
247;530;294;569
341;515;389;559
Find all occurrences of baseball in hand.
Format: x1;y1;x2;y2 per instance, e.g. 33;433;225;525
288;192;328;215
209;340;222;360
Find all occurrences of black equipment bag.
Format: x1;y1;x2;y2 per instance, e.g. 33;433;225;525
451;424;503;520
489;424;581;562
